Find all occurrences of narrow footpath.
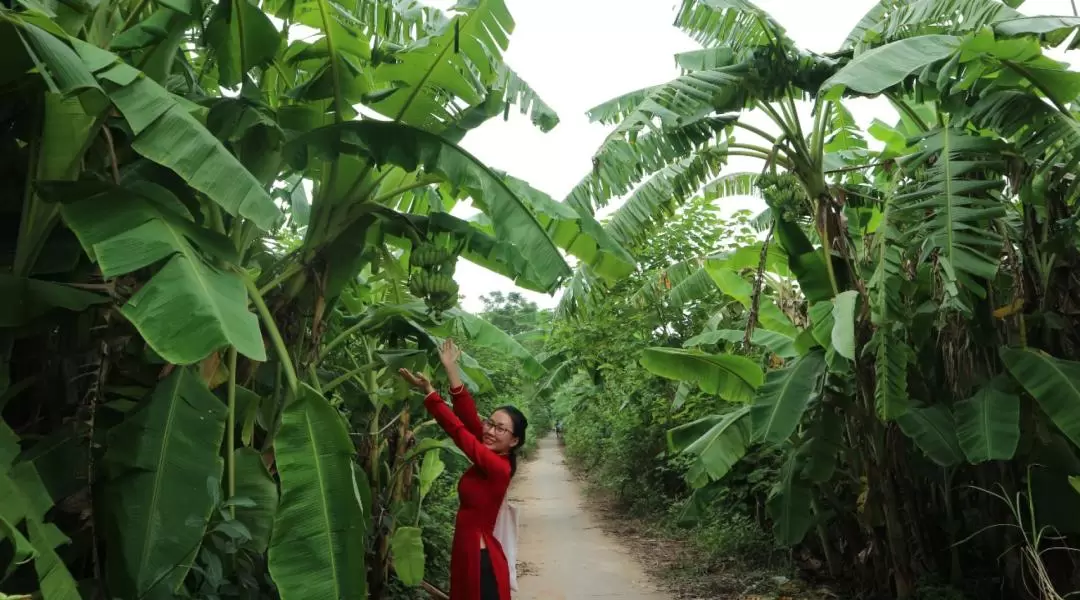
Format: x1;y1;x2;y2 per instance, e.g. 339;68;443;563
509;435;669;600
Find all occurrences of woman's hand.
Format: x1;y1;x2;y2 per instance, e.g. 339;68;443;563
438;338;465;391
398;368;435;395
439;338;461;368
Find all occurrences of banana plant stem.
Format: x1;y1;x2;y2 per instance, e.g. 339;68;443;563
241;271;299;396
226;346;238;518
319;320;367;364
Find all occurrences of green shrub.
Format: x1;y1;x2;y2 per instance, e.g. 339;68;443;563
684;510;778;565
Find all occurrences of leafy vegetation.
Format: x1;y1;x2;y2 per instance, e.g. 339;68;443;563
0;0;584;598
544;0;1080;598
8;0;1080;598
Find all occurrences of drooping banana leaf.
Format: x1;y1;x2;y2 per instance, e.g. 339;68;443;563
822;35;961;98
683;328;798;358
667;405;752;487
203;0;282;87
285;121;572;291
896;404;963;467
955;377;1021;463
377;209;551;293
108;6;193;85
893;126;1006;310
532;360;576;400
767;451;814;546
55;180;266;364
69;38;280;230
564;116;733;216
233;447;279;554
101;367;227;600
771;214;836;304
856;0;1022;53
502;174;635;282
268;384;367;599
390;526;425;587
872;329;911;421
750;350;826;445
640;348;762;403
829;290;858;360
11;18;105;110
701;264;798;338
1;423;81;599
604;147;730;249
418;450;445;501
442;309;545;378
674;0;789;56
11;91;96;276
0;273;107;328
1002;347;1080;449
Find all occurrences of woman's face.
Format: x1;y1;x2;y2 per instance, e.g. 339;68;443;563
482;409;518;454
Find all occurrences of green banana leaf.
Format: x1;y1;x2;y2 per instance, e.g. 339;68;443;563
640;348;763;403
0;273;107;327
767;453;813;546
751;350;826;445
378;210;552;293
268;384;367;599
390;526;425;587
822;35;960;98
955;379;1020;463
830;290;858;360
896;404;963;467
1;423;80;599
667;406;752;488
444;309;545;378
1002;347;1080;449
57;180;266;364
233;448;279;554
70;38;280;230
418;450;446;501
203;0;281;87
101;367;227;600
502;174;635;282
683;328;798;358
873;329;911;421
285;120;572;292
369;0;514;130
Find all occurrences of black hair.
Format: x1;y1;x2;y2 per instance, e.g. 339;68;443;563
495;405;528;477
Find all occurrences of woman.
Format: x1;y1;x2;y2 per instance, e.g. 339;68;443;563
399;338;527;600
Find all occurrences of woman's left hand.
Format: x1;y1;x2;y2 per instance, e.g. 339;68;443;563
399;368;435;395
439;338;462;368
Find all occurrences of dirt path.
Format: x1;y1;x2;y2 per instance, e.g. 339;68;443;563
508;435;669;600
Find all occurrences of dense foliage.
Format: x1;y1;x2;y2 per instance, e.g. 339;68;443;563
9;0;1080;598
0;0;608;598
543;1;1080;598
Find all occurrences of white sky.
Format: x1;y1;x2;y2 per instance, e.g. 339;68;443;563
435;0;1075;312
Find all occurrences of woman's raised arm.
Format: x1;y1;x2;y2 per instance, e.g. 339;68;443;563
423;390;510;478
440;339;484;440
399;368;510;480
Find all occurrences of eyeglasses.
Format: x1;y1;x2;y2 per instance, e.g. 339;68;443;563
482;418;513;437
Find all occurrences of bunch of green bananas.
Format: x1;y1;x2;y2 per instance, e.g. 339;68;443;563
409;244;454;270
756;172;809;221
408;239;462;317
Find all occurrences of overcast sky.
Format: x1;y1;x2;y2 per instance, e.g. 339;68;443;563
441;0;1075;312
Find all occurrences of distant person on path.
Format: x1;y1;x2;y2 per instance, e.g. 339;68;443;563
399;338;527;600
555;420;563;440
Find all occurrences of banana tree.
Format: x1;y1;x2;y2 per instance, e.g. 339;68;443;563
558;0;1080;597
0;0;594;598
